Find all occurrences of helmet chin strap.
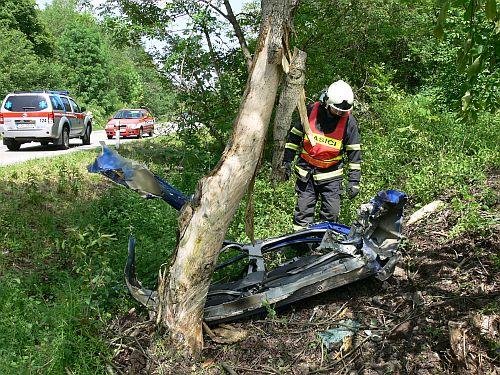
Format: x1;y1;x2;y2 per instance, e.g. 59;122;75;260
326;109;338;119
326;105;349;118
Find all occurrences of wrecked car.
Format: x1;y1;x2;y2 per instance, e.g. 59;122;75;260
88;145;407;323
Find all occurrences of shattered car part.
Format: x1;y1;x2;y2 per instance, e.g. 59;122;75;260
318;319;360;350
204;190;406;322
89;145;407;323
88;144;188;209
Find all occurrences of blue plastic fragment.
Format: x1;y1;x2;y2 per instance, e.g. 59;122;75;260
88;145;188;210
318;319;361;350
309;221;350;235
87;145;136;180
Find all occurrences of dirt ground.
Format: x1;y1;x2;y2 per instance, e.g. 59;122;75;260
107;197;499;374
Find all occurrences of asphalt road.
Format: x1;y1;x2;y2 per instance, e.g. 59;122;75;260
0;130;149;166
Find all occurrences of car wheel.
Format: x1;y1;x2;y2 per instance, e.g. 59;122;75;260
137;127;144;139
148;127;154;137
81;125;91;145
59;127;70;150
5;139;21;151
107;135;113;140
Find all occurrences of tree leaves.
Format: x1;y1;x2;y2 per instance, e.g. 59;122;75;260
485;0;497;20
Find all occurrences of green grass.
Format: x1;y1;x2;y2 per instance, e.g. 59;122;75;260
0;145;182;373
0;92;498;372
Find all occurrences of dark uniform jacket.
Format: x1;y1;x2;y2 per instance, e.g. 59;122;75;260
283;102;361;185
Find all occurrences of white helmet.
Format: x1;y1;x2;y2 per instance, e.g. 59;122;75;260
325;80;354;113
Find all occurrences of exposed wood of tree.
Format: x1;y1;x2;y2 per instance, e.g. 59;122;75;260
271;47;307;182
157;0;299;357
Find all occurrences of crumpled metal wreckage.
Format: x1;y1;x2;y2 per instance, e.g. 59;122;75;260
88;145;407;323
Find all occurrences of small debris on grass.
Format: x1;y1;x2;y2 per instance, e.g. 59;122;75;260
448;320;468;363
317;319;360;350
203;322;248;344
407;200;446;226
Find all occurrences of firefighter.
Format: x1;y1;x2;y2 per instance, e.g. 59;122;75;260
282;80;361;230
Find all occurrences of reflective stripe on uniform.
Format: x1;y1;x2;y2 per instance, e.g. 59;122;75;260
324;155;343;162
291;127;303;137
313;168;343;181
300;152;342;169
346;143;361;151
294;165;309;178
349;163;361;170
285;142;300;151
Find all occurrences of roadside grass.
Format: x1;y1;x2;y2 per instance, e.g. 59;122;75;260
0;92;498;373
0;147;182;373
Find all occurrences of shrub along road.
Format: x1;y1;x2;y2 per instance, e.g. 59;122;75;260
0;130;154;166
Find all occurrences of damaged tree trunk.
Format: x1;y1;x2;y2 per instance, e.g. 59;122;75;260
157;0;299;357
271;48;307;182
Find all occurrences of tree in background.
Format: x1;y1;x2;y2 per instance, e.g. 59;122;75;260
434;0;499;115
291;0;437;98
0;29;47;96
0;0;55;97
57;16;112;108
112;0;258;145
0;0;54;57
0;0;174;123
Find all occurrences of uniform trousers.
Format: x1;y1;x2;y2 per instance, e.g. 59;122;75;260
293;177;342;227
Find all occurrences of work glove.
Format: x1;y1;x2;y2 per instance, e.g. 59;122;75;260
282;162;292;181
347;182;360;199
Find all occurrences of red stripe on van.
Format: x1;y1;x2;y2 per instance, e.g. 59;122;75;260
1;112;52;118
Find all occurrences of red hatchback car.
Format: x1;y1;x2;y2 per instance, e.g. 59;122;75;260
105;109;155;139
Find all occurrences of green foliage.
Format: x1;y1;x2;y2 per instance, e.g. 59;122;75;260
115;0;251;145
349;89;499;230
0;149;179;372
448;188;499;237
0;0;54;57
0;0;174;128
262;300;277;320
432;1;500;114
293;0;436;97
0;29;45;97
57;15;112;109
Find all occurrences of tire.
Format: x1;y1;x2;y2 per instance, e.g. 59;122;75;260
5;139;21;151
148;127;154;137
107;135;113;140
81;124;91;145
137;127;144;139
59;127;70;150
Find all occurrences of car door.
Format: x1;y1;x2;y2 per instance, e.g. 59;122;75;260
49;95;65;131
69;98;84;135
60;96;77;135
143;110;154;132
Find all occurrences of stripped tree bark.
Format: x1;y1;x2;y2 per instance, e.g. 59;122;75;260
157;0;300;357
271;47;307;182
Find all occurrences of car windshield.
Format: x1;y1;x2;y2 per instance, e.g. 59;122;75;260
2;95;49;112
113;110;142;119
